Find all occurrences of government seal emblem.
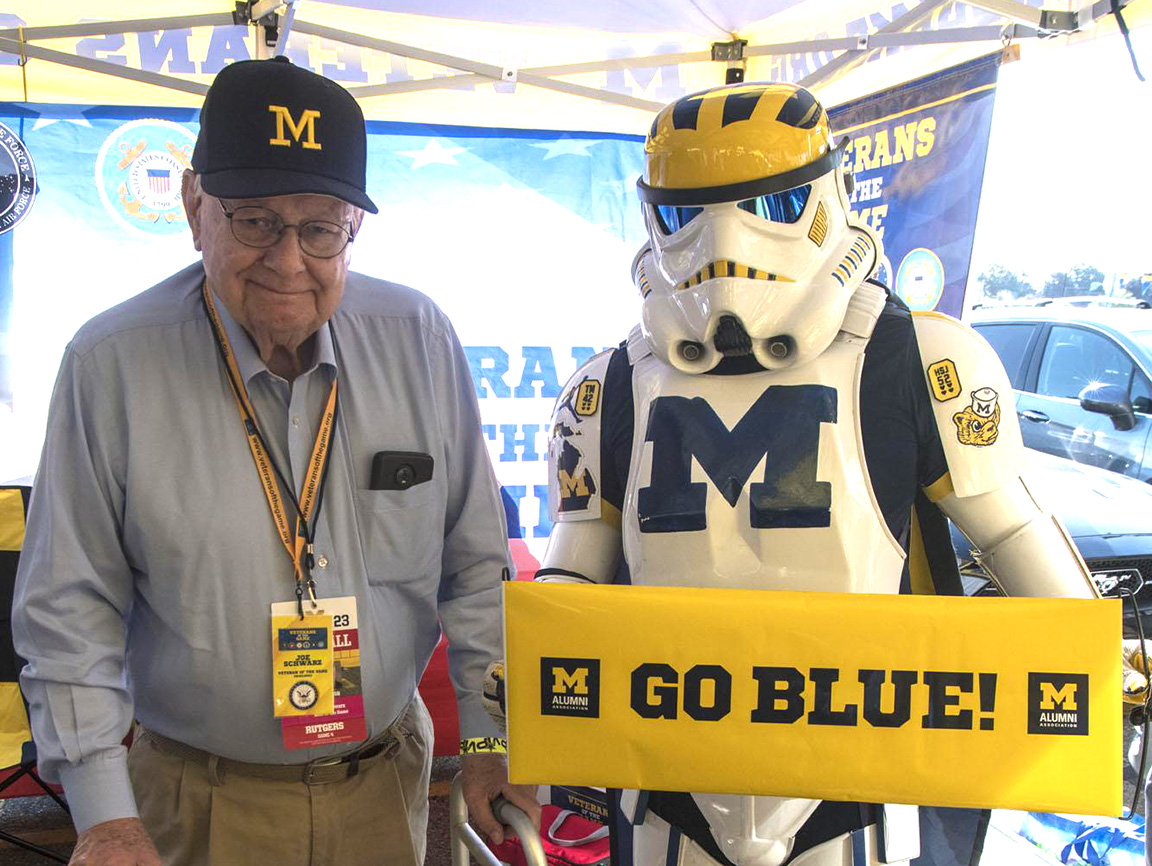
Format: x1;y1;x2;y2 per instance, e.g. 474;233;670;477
0;122;36;234
96;118;195;236
895;247;945;312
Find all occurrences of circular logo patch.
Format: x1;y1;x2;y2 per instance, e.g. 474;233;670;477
289;680;319;711
0;123;36;234
895;248;945;311
873;253;894;290
96;119;195;236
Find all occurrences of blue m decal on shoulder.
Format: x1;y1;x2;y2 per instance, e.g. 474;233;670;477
637;385;837;533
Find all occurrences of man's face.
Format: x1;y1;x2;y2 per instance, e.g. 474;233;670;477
184;173;363;354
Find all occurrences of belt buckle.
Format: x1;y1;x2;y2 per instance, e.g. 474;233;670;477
303;754;345;786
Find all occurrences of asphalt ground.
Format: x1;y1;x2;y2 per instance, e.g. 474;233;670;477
0;729;1144;865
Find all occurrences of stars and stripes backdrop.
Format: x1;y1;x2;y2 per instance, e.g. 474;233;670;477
0;104;647;574
0;51;999;572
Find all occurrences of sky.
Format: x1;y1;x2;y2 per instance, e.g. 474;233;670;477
966;25;1151;301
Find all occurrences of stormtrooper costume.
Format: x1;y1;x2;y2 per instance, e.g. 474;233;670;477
537;82;1101;866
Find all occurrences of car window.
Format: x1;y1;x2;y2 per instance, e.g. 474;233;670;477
1037;326;1133;400
1133;370;1152;414
1132;331;1152;356
973;324;1036;387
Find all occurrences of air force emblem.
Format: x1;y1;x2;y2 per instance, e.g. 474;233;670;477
0;123;35;234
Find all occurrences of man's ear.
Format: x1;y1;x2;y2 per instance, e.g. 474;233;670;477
181;170;203;252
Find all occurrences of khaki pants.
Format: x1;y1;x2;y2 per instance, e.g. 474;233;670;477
127;696;434;866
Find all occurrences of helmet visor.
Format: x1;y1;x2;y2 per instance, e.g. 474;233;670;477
654;184;812;235
736;184;811;224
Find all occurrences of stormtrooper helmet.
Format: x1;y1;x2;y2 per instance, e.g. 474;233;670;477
636;82;882;374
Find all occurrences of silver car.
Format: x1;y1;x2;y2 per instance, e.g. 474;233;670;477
967;306;1152;480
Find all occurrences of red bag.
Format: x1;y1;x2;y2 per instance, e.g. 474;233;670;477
489;804;611;866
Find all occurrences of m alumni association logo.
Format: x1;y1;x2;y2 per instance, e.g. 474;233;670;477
1027;672;1089;736
541;657;601;719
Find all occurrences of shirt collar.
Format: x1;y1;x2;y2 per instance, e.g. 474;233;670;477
210;287;338;385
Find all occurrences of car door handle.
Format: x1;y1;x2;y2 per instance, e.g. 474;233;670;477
1021;410;1050;423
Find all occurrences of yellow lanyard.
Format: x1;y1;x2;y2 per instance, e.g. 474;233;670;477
201;282;339;612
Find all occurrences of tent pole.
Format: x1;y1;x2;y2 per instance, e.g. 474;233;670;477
347;69;661;111
512;73;663;111
293;20;663;111
275;0;298;58
800;0;953;90
0;14;235;41
960;0;1046;28
292;20;506;79
0;37;209;96
340;25;1036;101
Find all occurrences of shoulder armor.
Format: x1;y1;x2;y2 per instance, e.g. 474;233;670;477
912;311;1024;498
840;280;888;340
625;324;651;365
548;350;614;523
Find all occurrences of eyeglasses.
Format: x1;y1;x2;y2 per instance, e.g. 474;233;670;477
218;201;355;259
653;184;813;235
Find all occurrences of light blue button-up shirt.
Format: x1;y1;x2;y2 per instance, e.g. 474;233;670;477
13;262;510;832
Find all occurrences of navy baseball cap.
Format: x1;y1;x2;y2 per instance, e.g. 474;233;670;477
192;57;377;214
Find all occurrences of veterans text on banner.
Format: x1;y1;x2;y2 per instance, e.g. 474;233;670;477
828;51;1004;319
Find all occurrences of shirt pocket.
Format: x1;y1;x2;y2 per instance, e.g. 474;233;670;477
354;487;443;586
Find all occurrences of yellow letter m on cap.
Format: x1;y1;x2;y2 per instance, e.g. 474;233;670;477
268;106;322;150
1039;681;1078;711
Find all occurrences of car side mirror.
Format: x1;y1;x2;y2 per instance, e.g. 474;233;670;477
1079;383;1137;431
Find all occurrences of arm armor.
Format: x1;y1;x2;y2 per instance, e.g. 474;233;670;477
539;351;622;585
912;312;1098;599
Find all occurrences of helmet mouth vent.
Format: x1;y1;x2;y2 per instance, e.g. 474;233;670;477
677;260;792;292
713;315;753;357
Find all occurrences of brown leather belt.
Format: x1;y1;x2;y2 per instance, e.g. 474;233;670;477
139;720;407;786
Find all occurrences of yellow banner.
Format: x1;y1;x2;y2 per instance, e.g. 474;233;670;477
0;488;25;551
0;682;29;768
505;583;1121;816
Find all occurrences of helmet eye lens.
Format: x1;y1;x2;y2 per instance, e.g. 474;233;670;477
654;205;704;235
736;184;812;224
654;184;812;235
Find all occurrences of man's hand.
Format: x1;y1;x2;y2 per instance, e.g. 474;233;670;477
69;817;161;866
460;751;541;846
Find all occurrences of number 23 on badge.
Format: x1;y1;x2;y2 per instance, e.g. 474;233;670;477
271;612;335;717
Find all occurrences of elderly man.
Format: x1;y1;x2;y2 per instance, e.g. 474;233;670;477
13;57;536;864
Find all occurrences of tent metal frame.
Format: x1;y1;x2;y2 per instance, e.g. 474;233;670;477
0;0;1134;109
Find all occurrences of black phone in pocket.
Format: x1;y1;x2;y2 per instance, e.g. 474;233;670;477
370;451;434;491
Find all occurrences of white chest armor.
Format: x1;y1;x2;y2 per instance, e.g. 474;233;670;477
622;332;905;593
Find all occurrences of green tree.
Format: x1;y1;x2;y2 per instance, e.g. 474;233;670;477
1042;264;1104;298
978;264;1032;299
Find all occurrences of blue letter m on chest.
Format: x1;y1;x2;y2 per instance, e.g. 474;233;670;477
637;385;837;533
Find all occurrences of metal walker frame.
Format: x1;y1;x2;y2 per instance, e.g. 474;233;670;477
449;772;547;866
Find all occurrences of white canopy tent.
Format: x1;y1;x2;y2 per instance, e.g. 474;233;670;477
0;0;1146;504
0;0;1142;133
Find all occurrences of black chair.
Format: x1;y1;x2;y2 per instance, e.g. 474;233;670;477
0;484;71;863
